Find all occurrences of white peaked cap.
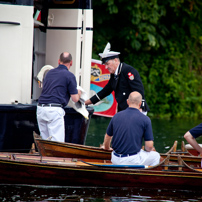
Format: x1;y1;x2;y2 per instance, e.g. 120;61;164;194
98;42;120;64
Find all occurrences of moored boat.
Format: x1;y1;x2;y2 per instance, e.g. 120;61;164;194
0;152;201;191
33;134;202;167
34;133;180;159
34;132;112;159
0;0;94;152
185;143;202;156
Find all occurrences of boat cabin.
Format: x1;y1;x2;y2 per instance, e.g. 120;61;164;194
0;0;93;152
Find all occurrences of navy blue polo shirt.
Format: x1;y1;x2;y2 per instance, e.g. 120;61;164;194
38;64;78;107
189;123;202;138
107;108;154;155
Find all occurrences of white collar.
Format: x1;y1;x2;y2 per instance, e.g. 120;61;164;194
115;63;120;75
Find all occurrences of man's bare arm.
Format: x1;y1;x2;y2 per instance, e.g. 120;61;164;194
102;133;113;150
184;131;202;155
71;89;81;103
145;140;155;152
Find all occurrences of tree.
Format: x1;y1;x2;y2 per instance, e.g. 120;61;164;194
93;0;202;118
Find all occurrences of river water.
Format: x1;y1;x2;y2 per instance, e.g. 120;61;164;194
1;116;202;201
86;116;202;153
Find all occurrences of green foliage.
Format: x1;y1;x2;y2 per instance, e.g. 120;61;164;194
93;0;202;119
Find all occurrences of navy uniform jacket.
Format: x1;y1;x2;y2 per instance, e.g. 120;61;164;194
90;62;150;112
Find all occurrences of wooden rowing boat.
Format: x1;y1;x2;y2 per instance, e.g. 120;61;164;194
34;133;181;159
34;132;112;159
160;141;202;167
184;143;202;156
34;133;202;166
0;152;201;191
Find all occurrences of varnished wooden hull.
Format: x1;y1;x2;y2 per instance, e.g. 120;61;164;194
161;154;202;167
34;134;111;159
34;134;179;160
0;153;202;191
34;135;202;167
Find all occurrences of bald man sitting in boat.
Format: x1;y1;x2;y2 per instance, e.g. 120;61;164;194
102;91;160;166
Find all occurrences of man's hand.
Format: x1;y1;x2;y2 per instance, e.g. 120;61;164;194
100;144;113;151
78;89;82;98
85;99;92;105
101;134;113;151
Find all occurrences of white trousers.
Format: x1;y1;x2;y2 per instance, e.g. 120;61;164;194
37;106;65;142
111;149;160;166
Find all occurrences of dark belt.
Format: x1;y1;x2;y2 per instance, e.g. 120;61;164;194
113;151;137;158
38;103;62;107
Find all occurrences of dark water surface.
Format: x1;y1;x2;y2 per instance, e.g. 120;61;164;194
1;116;202;201
86;116;202;153
0;185;202;201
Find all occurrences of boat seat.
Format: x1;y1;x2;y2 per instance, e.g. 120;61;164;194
185;144;202;149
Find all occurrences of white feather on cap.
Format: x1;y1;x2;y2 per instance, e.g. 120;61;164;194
101;42;111;58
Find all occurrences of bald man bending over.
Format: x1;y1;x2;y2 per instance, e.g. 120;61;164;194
37;52;81;142
102;91;160;166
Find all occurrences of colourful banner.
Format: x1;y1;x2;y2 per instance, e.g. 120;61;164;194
90;59;117;117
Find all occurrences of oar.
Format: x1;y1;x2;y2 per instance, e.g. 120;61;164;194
80;160;149;168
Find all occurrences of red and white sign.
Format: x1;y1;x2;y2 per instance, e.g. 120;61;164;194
90;59;117;117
